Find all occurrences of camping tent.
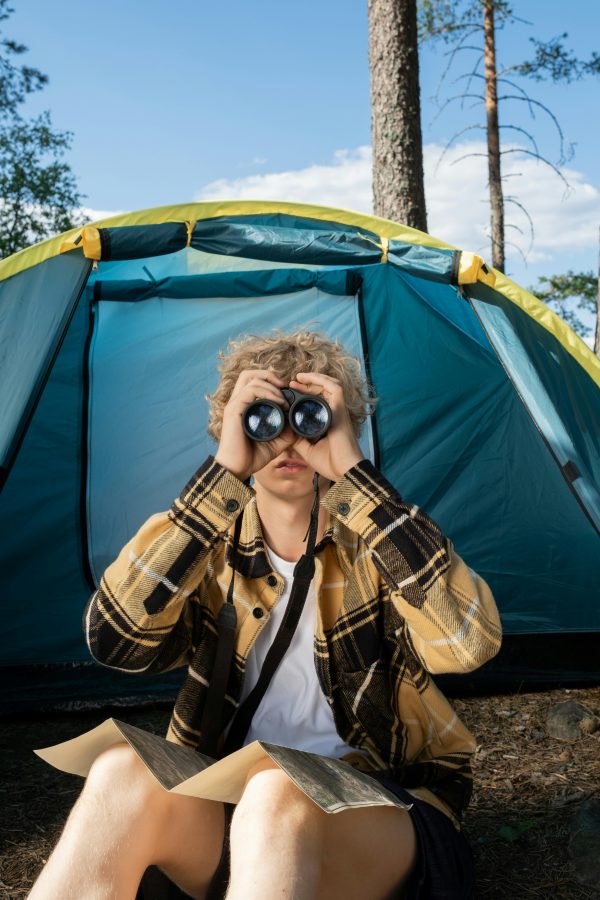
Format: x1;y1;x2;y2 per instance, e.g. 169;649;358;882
1;200;599;712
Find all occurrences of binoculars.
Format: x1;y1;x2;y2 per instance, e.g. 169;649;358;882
242;387;332;442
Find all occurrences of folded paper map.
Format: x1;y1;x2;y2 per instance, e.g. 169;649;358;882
35;719;412;815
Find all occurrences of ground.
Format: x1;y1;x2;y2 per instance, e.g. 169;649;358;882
1;686;598;898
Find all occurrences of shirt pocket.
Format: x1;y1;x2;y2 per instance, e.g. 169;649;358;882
338;660;396;739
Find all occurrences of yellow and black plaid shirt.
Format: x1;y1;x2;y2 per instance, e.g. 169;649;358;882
85;456;502;826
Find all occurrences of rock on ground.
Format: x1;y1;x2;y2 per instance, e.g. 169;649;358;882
569;797;600;890
546;701;600;742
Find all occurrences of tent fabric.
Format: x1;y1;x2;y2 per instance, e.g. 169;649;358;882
93;266;357;303
469;284;600;532
86;278;374;583
0;200;597;385
0;201;598;711
0;253;91;480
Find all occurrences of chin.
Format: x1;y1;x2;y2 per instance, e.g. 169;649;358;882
256;467;315;497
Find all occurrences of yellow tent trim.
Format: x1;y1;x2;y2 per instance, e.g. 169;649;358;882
458;251;496;287
0;200;454;284
490;269;600;387
0;199;597;388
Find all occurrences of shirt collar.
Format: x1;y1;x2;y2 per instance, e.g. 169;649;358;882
226;496;347;578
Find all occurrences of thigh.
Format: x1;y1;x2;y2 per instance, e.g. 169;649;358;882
152;793;226;900
238;759;417;900
90;742;226;900
318;803;417;900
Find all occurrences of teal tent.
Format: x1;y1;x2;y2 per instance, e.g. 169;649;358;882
1;200;599;711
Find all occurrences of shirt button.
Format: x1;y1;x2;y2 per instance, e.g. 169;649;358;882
252;607;264;619
226;499;239;513
337;502;350;516
266;574;277;587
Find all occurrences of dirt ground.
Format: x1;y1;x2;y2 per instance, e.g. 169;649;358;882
1;686;598;899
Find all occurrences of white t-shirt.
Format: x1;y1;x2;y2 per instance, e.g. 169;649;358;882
239;544;357;758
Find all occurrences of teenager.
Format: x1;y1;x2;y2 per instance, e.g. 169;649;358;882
29;330;502;900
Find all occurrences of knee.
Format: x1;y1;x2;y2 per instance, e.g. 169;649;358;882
231;766;320;845
84;742;166;814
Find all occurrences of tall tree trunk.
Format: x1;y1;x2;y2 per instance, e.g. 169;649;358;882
483;0;505;272
595;226;600;357
369;0;427;230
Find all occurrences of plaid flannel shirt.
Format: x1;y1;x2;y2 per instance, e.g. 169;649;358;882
85;456;502;825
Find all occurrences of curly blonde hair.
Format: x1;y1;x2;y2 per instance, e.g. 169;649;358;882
206;329;377;442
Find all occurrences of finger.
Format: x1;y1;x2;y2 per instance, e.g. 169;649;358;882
294;372;340;384
231;380;288;409
291;372;343;403
235;377;288;401
289;378;325;399
237;369;287;388
236;387;286;409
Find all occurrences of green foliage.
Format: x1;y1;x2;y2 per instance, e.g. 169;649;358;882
497;819;536;842
418;0;513;42
0;1;83;258
0;113;83;256
0;0;46;119
515;35;600;84
531;271;597;340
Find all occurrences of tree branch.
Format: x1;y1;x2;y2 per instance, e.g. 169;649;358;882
432;25;482;105
497;93;569;163
499;146;571;193
428;92;484;126
434;123;486;173
498;124;540;157
504;196;535;255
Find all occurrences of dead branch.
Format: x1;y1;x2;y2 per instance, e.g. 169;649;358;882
433;25;481;105
429;92;484;126
498;125;540;158
450;152;489;165
497;94;569;163
499;147;571;194
452;55;486;104
492;75;537;118
503;239;529;266
505;222;526;236
504;196;535;255
434;123;486;173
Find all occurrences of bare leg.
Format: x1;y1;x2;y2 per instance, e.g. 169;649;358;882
226;761;417;900
28;743;224;900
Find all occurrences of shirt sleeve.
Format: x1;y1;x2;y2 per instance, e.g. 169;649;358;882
322;458;502;675
83;456;254;675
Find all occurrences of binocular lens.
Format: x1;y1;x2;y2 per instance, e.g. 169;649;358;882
244;403;284;441
242;388;332;442
291;398;330;438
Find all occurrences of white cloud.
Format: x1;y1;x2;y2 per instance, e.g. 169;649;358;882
195;143;600;269
197;147;373;214
425;141;600;264
81;206;124;224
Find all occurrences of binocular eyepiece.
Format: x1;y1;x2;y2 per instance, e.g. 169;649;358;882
242;387;332;442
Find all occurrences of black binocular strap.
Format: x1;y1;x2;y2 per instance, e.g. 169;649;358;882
196;509;244;756
222;473;321;756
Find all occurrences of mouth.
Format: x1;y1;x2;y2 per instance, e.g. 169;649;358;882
275;459;307;473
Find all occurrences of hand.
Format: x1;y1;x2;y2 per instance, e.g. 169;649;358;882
289;372;364;482
214;370;296;481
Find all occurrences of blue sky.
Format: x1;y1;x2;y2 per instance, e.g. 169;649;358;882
9;0;600;296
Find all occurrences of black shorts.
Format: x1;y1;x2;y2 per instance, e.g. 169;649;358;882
137;780;475;900
373;776;475;900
